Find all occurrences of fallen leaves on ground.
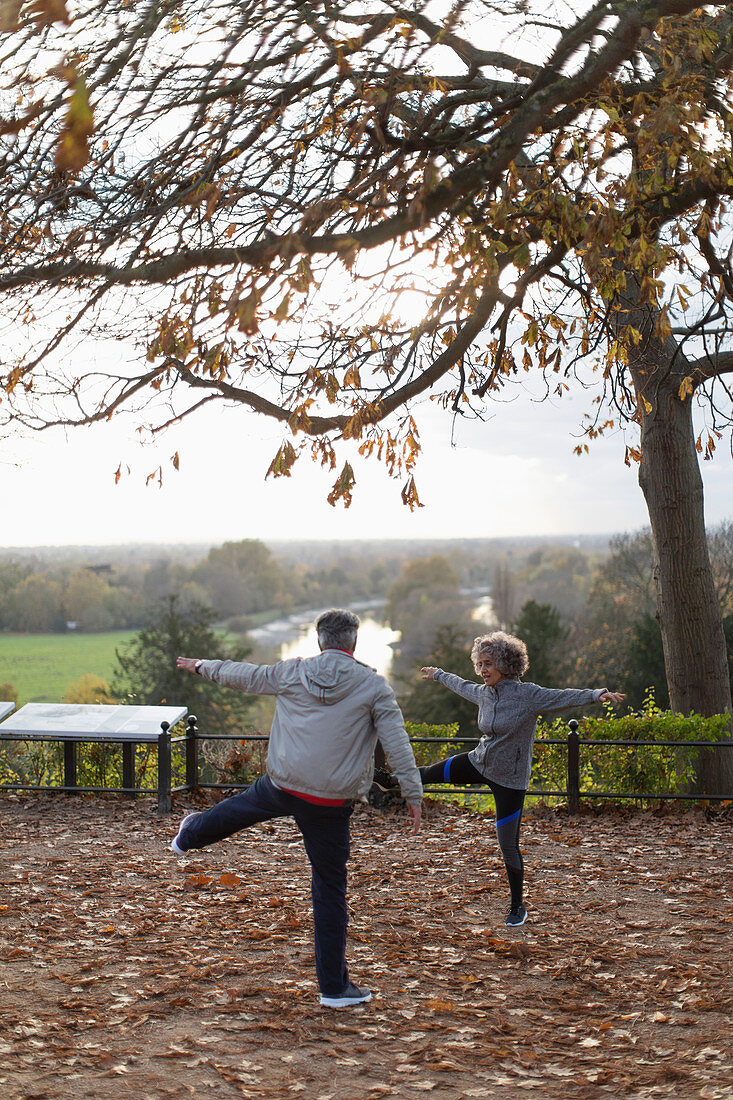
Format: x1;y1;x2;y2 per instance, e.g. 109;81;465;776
0;794;731;1099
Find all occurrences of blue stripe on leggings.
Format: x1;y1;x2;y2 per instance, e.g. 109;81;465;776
496;808;522;828
443;757;456;781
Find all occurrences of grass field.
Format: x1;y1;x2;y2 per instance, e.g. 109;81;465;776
0;631;136;705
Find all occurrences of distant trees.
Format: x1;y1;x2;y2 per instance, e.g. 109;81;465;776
141;560;185;605
511;548;597;623
192;540;293;618
3;527;732;735
491;563;515;631
386;553;500;732
0;565;139;632
0;562;31;627
8;574;64;632
709;522;733;616
0;682;18;707
385;555;476;674
574;530;657;693
62;568;129;631
0;537;433;634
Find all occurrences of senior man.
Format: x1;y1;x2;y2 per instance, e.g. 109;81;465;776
172;608;422;1008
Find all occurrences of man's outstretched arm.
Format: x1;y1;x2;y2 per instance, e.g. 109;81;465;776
177;655;281;694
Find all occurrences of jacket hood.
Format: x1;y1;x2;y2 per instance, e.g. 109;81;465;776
297;649;372;704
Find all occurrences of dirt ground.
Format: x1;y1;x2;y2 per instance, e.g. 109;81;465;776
0;792;731;1100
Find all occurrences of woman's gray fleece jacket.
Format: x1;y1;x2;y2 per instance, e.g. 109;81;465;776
197;649;423;804
434;671;606;790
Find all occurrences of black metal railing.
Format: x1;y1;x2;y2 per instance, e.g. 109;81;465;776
2;718;731;811
186;718;733;807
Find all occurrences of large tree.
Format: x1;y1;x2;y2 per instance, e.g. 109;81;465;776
1;1;733;784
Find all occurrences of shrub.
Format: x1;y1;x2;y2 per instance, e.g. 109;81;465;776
531;691;729;802
403;720;494;811
198;734;268;788
404;720;461;768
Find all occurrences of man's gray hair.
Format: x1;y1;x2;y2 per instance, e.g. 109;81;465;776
316;608;360;651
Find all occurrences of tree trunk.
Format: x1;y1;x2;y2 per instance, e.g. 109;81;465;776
628;335;733;796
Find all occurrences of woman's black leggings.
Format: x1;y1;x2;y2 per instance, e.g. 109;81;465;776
419;753;526;909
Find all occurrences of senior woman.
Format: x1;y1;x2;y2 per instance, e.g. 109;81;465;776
379;631;624;927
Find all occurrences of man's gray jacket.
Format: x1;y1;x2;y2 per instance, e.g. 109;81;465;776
197;649;423;804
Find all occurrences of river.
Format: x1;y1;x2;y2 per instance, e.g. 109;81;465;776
248;591;493;678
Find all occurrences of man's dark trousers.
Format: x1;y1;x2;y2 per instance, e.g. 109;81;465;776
179;774;354;996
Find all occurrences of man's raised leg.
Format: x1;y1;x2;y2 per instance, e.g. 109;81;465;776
171;775;287;853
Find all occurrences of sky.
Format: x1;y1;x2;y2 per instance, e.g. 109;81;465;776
2;378;731;549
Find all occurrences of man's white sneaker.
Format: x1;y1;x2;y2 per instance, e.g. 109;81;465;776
170;812;199;856
320;982;372;1008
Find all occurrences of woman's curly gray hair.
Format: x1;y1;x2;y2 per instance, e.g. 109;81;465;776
471;631;529;678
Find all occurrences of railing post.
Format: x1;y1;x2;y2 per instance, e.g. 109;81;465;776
185;714;198;793
157;722;172;815
63;741;77;789
567;718;580;814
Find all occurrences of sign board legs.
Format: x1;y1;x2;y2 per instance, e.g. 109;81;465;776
63;741;77;789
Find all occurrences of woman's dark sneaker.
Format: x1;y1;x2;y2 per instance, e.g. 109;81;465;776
505;903;528;927
320;982;372;1008
372;768;399;792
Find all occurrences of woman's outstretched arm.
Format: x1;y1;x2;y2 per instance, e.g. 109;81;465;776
598;690;625;704
420;666;483;704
